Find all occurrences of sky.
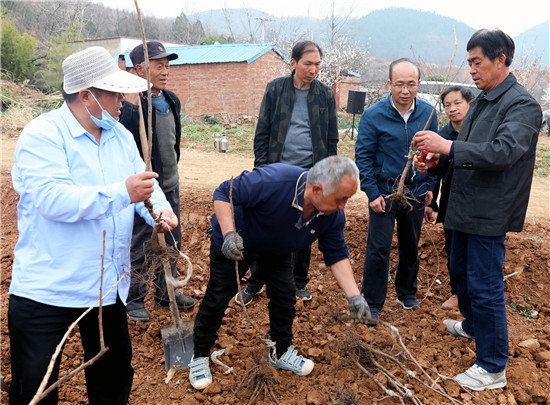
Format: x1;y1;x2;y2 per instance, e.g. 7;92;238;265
89;0;550;37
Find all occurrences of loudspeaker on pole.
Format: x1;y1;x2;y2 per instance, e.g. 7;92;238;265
346;90;366;115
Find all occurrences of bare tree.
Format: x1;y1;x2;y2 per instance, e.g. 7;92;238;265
11;0;91;43
322;0;356;48
242;8;260;42
512;48;546;101
220;2;236;41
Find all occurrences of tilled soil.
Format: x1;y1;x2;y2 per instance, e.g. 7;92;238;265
1;172;550;404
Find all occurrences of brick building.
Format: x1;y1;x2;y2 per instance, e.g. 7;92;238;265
119;42;290;120
336;72;362;112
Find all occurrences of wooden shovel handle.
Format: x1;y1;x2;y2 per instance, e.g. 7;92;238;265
157;232;184;330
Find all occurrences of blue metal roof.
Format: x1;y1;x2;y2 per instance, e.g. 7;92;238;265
119;42;289;68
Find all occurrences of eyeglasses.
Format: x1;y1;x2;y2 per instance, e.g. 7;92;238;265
391;82;418;90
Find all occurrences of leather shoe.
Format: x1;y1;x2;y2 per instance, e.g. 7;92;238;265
127;308;150;322
156;294;196;310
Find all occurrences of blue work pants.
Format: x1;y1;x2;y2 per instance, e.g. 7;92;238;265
451;230;508;372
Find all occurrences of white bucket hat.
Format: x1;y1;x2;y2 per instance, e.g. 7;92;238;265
62;46;148;94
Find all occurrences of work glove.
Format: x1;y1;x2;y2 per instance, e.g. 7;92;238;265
348;295;371;322
221;231;244;260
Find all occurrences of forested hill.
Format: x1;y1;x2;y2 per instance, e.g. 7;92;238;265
351;8;475;65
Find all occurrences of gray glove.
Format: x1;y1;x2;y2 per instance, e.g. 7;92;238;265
221;231;244;260
348;295;371;322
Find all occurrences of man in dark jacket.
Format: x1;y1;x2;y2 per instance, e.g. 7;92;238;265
235;41;339;304
355;58;438;321
120;41;195;322
414;29;541;391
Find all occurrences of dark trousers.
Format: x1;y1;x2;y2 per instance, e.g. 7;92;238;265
361;197;424;313
451;230;508;372
246;245;311;291
8;295;133;405
127;187;182;311
193;239;295;358
443;227;458;295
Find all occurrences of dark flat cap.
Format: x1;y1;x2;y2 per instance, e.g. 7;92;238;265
129;41;178;66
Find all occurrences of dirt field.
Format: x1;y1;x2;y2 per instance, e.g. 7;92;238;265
1;132;550;404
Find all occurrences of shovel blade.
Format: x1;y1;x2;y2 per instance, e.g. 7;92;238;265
161;323;194;371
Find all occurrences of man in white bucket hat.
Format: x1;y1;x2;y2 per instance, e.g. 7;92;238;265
8;46;177;404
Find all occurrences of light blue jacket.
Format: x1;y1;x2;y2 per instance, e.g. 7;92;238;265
10;102;171;307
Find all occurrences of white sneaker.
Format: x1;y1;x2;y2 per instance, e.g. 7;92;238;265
443;319;474;340
188;356;212;390
269;345;314;376
455;364;507;391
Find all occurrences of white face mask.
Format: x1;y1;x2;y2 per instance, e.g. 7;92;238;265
85;90;119;130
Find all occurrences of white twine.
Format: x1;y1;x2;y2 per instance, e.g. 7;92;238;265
211;349;233;374
155;213;193;288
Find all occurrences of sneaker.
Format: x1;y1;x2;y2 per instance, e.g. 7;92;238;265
441;294;459;310
234;285;264;306
156;294;196;310
444;319;474;340
396;298;420;310
188;356;213;390
269;345;314;376
296;286;312;301
127;308;150;322
455;364;507;391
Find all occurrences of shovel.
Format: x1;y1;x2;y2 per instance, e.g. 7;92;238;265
157;233;194;370
136;100;194;370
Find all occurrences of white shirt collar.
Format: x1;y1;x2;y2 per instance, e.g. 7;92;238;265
390;97;415;122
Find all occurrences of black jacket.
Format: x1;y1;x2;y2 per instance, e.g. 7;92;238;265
120;89;181;189
428;122;458;224
445;74;541;236
253;75;338;168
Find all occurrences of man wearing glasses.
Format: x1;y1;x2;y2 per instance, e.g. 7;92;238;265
355;58;438;322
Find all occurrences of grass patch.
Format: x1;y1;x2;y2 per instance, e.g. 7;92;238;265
180;121;255;156
1;103;35;134
510;294;538;319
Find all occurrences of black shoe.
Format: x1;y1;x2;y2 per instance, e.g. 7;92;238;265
295;286;312;301
156;294;196;310
234;286;264;306
127;307;150;322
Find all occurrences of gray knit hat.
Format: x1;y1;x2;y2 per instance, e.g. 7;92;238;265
62;46;148;94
